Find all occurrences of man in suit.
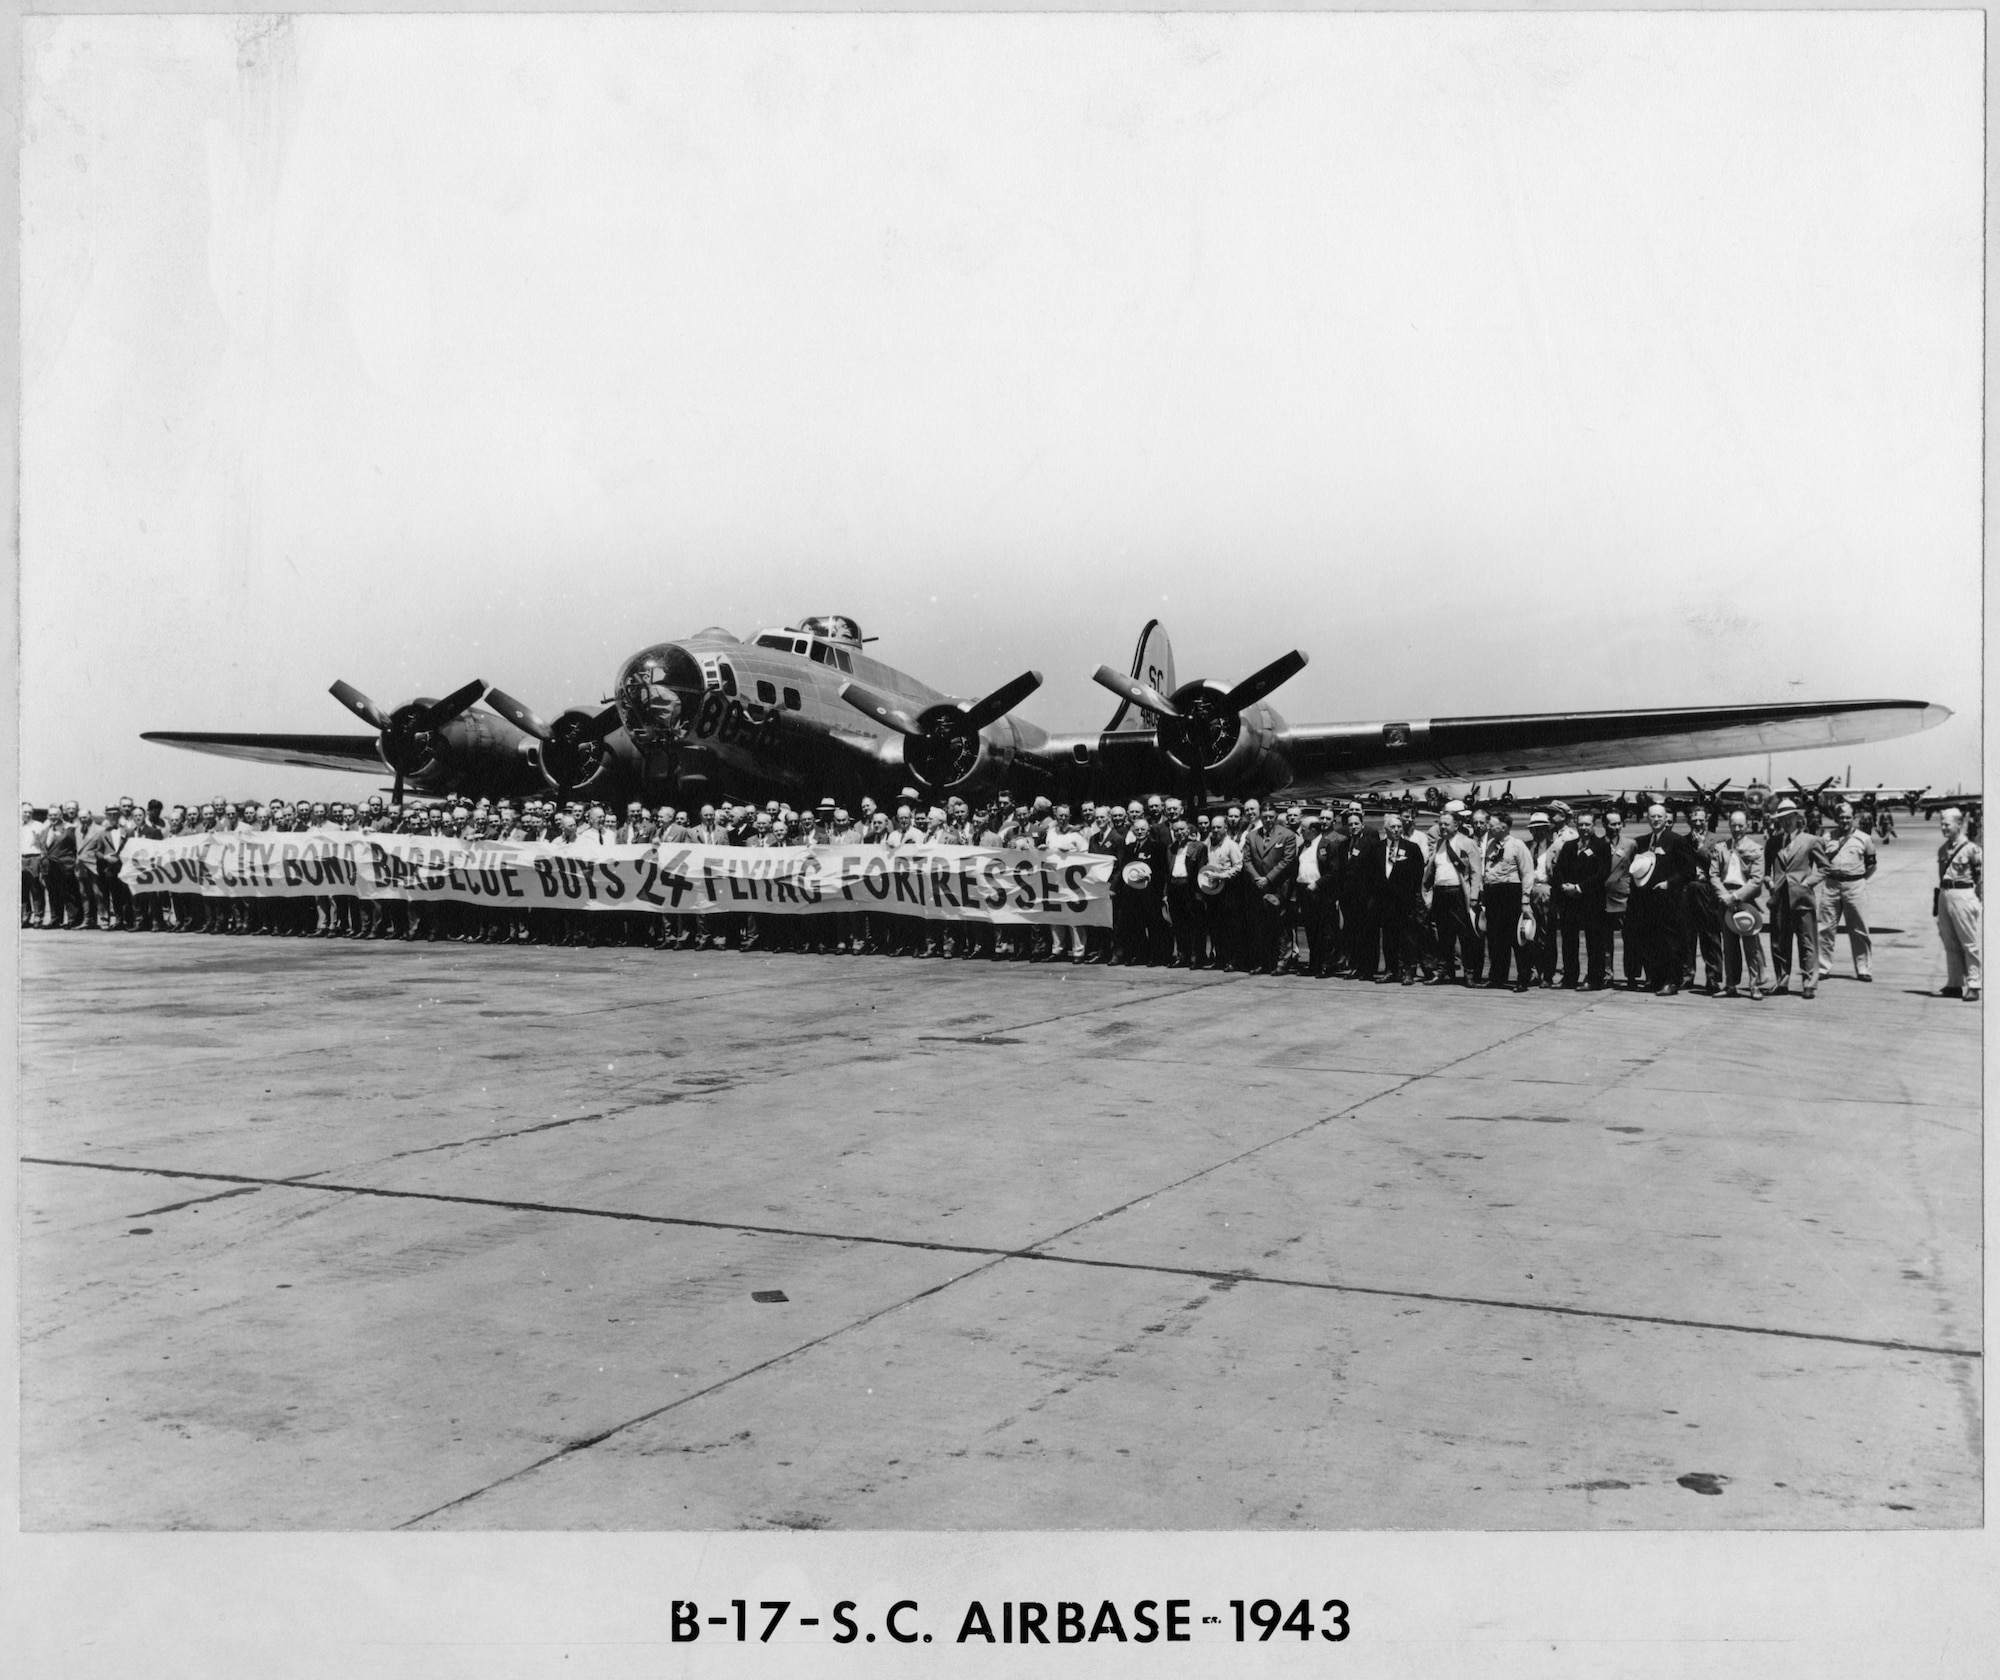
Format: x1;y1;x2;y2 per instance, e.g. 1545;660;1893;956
1681;805;1730;992
1165;815;1210;968
1112;812;1170;965
1711;809;1769;999
1561;814;1616;988
1203;809;1246;970
1764;799;1827;997
1629;803;1700;995
1478;810;1537;991
1292;810;1341;977
1377;811;1427;983
1601;810;1640;987
1338;806;1382;980
1424;806;1482;985
1241;800;1300;974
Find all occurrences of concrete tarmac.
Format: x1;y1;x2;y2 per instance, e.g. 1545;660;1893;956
18;840;1981;1529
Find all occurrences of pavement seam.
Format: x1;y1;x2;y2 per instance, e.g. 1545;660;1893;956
1003;997;1594;1268
390;1251;1017;1529
23;1155;1980;1360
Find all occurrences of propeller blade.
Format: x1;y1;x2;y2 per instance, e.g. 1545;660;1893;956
329;680;391;732
581;704;623;743
1091;664;1180;722
961;669;1044;732
839;681;924;738
391;766;405;807
483;686;553;741
415;679;487;732
1221;649;1308;713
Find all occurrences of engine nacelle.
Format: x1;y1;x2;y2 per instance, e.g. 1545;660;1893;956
396;705;545;800
904;707;1021;798
1157;681;1291;799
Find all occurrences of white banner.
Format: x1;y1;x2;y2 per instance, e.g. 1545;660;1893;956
122;832;1114;927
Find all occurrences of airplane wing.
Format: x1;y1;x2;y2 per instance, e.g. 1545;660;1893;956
1274;699;1950;797
140;731;386;775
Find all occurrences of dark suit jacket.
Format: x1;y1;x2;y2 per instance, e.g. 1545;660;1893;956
1635;829;1699;893
1339;831;1383;903
1558;832;1614;914
1380;836;1426;907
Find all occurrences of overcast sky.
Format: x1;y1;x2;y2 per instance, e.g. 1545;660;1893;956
20;11;1982;809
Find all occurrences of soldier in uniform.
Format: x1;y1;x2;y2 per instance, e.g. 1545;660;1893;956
1934;807;1981;1001
1817;800;1878;981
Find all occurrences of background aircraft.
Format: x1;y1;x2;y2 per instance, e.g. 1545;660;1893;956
149;615;1950;816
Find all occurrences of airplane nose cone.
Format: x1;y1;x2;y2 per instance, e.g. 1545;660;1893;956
615;645;702;747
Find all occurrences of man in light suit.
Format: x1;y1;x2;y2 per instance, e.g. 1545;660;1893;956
1711;809;1769;999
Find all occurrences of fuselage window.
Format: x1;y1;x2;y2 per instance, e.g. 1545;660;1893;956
782;687;802;711
755;679;777;704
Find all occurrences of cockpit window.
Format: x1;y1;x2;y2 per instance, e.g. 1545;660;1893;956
808;642;831;665
755;634;791;652
834;649;854;673
717;660;738;697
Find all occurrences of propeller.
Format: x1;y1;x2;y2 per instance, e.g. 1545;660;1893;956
841;670;1043;791
329;677;486;805
1686;776;1732;813
1152;649;1308;813
1090;665;1181;722
485;686;623;805
838;680;924;738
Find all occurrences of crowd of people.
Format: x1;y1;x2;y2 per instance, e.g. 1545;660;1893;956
18;787;1982;1002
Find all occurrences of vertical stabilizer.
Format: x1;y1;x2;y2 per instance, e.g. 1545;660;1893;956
1105;619;1176;732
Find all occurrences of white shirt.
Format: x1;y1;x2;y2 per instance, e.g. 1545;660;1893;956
21;820;46;859
1295;839;1320;887
1044;827;1085;857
